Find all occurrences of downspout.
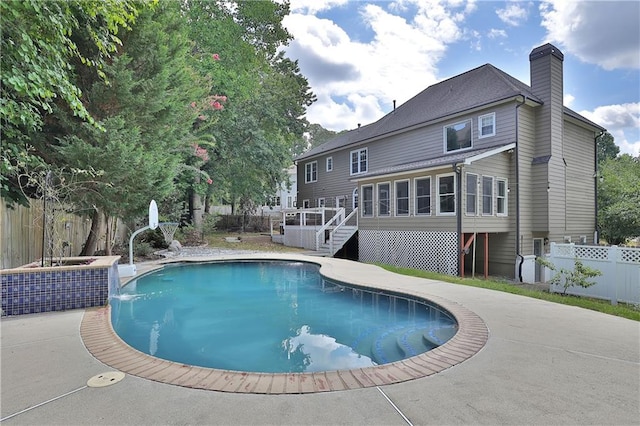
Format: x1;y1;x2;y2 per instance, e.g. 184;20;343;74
515;96;526;282
594;130;605;243
454;162;463;276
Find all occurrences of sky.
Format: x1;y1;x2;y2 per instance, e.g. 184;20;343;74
280;0;640;156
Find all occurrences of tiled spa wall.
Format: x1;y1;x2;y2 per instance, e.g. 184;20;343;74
1;257;120;316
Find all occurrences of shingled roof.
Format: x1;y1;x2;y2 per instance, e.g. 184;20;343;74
297;63;602;161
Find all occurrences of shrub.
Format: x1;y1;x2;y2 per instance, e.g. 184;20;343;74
536;257;602;295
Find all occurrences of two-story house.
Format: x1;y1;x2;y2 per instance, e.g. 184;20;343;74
290;43;605;282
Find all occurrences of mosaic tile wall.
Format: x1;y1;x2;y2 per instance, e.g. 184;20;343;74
1;267;112;316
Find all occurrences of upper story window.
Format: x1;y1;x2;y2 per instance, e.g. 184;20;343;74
351;148;368;175
305;161;317;183
395;180;409;216
478;113;496;138
437;174;456;215
466;173;478;215
482;176;494;215
497;178;508;216
444;119;472;152
361;185;374;217
378;182;390;216
326;157;333;172
415;177;431;215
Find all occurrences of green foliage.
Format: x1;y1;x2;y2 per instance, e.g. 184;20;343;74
535;258;602;295
0;0;143;205
306;123;338;150
596;132;619;165
598;154;640;245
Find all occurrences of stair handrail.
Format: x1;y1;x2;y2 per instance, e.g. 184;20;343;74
315;208;345;250
329;207;358;255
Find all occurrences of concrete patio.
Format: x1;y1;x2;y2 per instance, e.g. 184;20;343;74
2;254;639;425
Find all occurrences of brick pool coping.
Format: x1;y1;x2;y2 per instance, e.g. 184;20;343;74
80;256;489;394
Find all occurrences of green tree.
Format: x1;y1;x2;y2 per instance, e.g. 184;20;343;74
598;154;640;245
536;258;601;295
39;2;209;255
183;0;314;218
596;132;619;165
306;123;339;150
0;0;142;206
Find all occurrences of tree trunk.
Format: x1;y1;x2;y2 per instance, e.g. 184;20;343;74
80;208;105;256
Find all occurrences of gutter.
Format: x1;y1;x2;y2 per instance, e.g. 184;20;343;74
594;130;605;243
454;162;463;277
515;96;526;282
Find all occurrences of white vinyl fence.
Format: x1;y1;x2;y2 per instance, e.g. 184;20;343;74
545;243;640;305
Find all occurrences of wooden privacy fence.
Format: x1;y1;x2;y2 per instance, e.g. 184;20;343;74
1;198;100;270
546;243;640;305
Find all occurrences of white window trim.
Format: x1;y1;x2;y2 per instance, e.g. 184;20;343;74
394;179;410;217
414;176;432;216
361;184;374;217
465;172;478;216
377;182;391;217
496;177;508;216
443;119;473;153
436;173;456;216
317;197;325;208
478;112;496;139
302;199;310;208
305;161;317;183
350;148;368;175
352;188;358;210
482;176;494;216
326;156;333;172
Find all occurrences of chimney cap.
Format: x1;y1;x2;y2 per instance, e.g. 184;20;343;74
529;43;564;62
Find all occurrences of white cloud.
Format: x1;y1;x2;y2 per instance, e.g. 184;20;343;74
283;1;473;131
540;0;640;70
487;28;507;39
496;2;529;26
564;93;575;108
580;103;640;157
289;0;349;14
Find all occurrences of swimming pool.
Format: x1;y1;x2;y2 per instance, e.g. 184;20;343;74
110;260;458;373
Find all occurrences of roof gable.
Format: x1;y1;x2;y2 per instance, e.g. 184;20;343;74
298;64;542;160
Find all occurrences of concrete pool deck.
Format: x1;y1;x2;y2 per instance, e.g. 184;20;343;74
2;254;639;425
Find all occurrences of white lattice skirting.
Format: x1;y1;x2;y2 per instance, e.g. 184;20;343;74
359;230;458;276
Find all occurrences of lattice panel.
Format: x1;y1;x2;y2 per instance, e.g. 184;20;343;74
574;245;610;261
619;247;640;264
359;230;458;275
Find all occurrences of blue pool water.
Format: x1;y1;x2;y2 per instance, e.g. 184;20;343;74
110;261;457;373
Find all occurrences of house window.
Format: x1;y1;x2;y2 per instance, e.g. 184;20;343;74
361;185;373;217
415;177;431;215
437;174;456;215
478;113;496;138
353;188;358;210
395;180;409;216
336;196;346;208
350;148;368;175
303;199;310;208
318;197;325;208
482;176;494;215
378;182;390;216
326;157;333;172
496;178;507;215
305;161;317;183
275;196;281;207
444;119;472;152
466;173;478;215
287;196;293;208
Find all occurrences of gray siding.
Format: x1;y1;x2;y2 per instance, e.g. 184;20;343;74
563;121;597;240
298;102;518;209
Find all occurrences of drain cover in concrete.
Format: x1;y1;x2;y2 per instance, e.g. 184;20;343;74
87;371;125;388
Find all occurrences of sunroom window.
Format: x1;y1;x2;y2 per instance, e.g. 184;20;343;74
437;174;456;215
361;185;373;217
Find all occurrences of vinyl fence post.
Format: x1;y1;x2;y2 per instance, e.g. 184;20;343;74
609;245;618;306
